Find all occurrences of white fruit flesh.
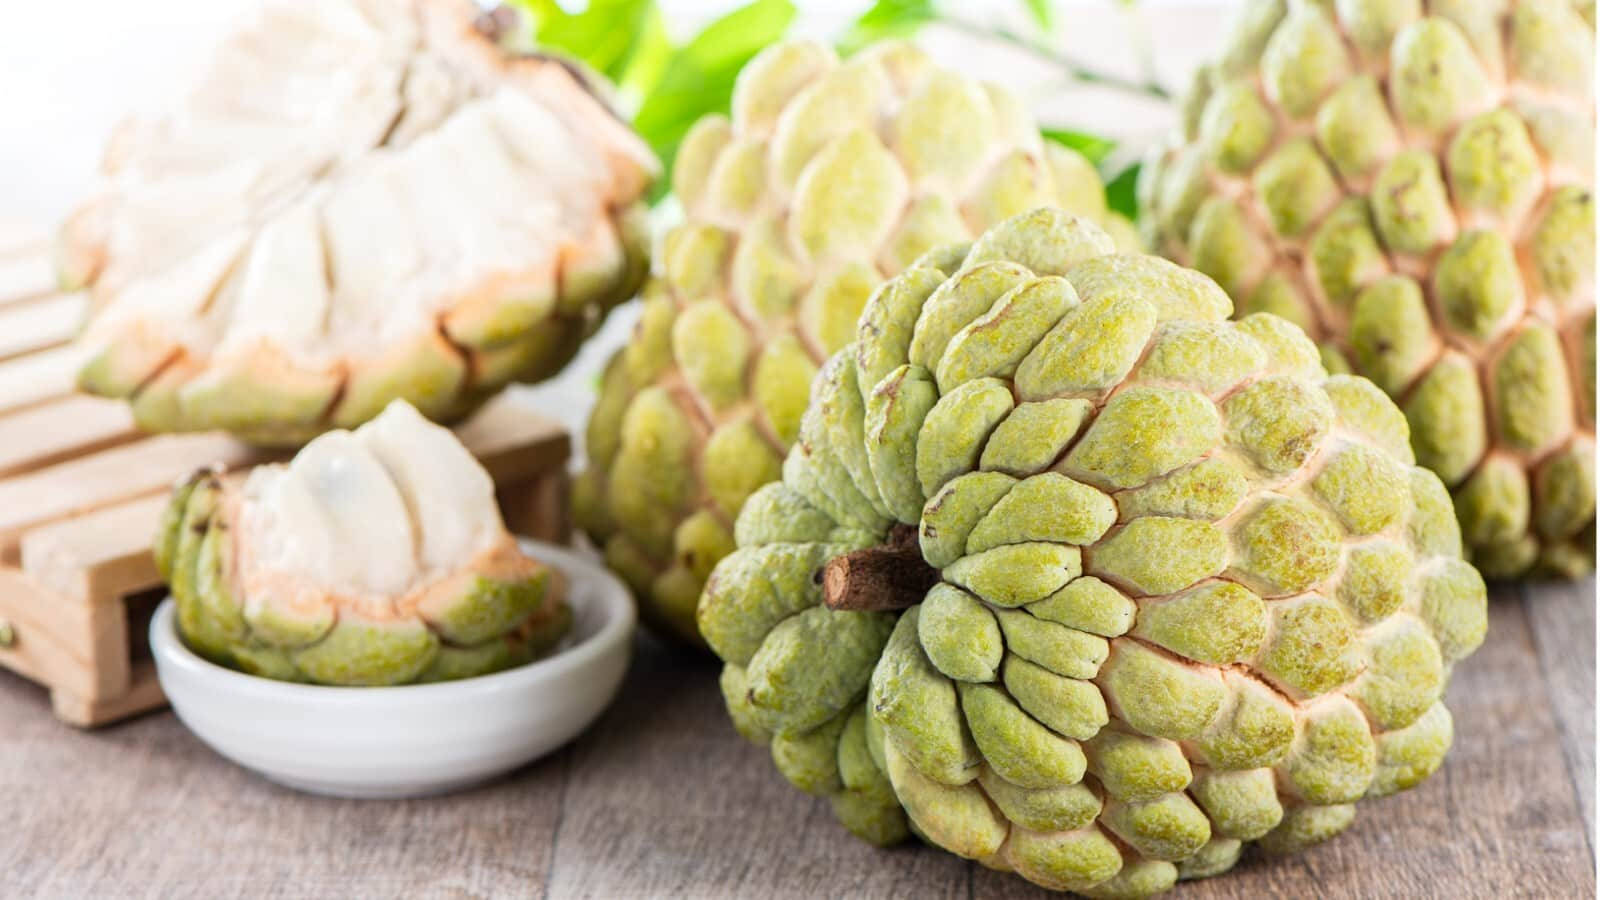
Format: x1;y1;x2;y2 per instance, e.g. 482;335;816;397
359;401;501;575
240;400;505;602
69;0;658;437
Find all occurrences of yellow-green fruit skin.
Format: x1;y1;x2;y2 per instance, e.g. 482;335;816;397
155;470;571;687
577;39;1139;644
1140;0;1596;579
697;208;1487;896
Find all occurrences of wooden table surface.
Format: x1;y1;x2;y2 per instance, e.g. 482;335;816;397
3;579;1593;899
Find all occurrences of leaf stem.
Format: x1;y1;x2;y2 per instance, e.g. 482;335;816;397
931;14;1171;101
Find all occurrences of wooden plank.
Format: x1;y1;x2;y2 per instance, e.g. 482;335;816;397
0;293;87;362
0;343;88;414
0;432;269;563
0;660;569;894
0;569;107;699
20;493;168;605
50;661;163;728
499;470;572;545
0;394;139;479
2;400;572;727
0;392;566;566
457;393;571;484
545;638;969;898
0;220;50;257
14;402;569;597
1524;578;1597;853
0;252;58;307
0;588;1592;894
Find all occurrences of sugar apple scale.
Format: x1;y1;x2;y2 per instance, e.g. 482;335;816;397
156;400;571;686
576;38;1139;643
698;208;1489;897
1141;0;1596;578
63;0;659;445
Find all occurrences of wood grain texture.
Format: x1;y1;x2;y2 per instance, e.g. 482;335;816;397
0;342;88;414
0;293;86;361
51;660;163;726
0;249;58;307
1;581;1592;899
0;432;269;561
1524;579;1597;852
0;393;138;478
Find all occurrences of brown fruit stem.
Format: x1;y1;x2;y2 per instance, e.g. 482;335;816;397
822;523;940;612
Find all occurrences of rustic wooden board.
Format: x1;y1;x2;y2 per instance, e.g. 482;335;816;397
0;392;571;725
0;225;577;726
0;292;87;360
0;342;87;414
1;580;1591;897
1524;579;1597;854
0;221;57;305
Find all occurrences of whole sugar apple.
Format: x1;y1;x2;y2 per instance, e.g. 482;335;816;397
1140;0;1596;578
698;209;1488;896
576;38;1139;643
155;400;571;686
64;0;658;445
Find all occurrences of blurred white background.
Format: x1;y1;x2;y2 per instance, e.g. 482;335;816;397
0;0;1232;443
2;0;1233;223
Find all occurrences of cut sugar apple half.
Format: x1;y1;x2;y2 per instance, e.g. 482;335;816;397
1140;0;1596;578
576;38;1139;644
155;400;571;686
698;208;1487;896
64;0;658;445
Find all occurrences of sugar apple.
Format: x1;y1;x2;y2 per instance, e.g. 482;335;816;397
576;38;1139;643
1140;0;1596;578
698;208;1488;896
63;0;658;445
155;400;571;686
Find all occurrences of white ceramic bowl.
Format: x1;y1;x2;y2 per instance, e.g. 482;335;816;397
150;540;634;799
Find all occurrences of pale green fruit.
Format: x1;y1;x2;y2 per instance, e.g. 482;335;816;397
577;38;1138;644
65;0;658;445
698;209;1486;895
155;401;570;686
1141;0;1596;578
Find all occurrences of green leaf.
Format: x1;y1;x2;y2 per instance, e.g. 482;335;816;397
1105;162;1141;220
1040;128;1116;165
840;0;936;54
1022;0;1055;31
518;0;658;83
632;0;797;197
615;5;673;105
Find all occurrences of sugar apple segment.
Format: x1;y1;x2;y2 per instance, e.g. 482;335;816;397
1188;768;1283;840
747;605;896;736
1085;729;1193;802
1142;0;1596;577
919;583;1004;682
997;612;1110;682
578;39;1138;645
1003;655;1111;738
911;263;1038;374
700;209;1488;895
156;401;569;686
831;708;912;845
65;0;658;446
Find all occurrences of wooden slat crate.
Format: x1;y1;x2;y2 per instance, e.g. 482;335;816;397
0;224;573;726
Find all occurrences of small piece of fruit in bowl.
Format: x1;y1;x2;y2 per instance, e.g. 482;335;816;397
155;399;572;686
